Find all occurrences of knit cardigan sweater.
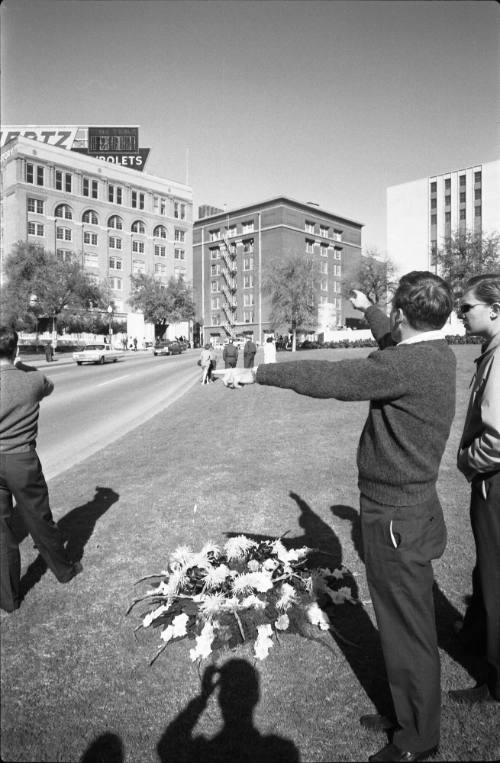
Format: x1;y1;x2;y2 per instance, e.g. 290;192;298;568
256;307;457;506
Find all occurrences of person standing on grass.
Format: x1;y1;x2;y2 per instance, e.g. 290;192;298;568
449;273;500;706
223;338;238;369
0;326;82;613
199;343;212;385
243;337;257;369
263;336;276;364
255;272;455;763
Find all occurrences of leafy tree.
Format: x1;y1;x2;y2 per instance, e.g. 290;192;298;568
1;242;106;331
128;273;195;338
346;249;397;306
432;230;500;299
262;255;319;351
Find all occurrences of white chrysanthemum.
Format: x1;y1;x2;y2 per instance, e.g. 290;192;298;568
189;621;216;661
202;564;232;590
143;604;169;628
171;612;190;638
275;613;290;631
221;595;241;611
169;545;196;570
224;535;258;560
160;624;174;642
199;593;227;617
276;582;297;611
247;559;260;572
254;624;274;660
239;594;266;610
231;571;274;594
270;540;289;561
262;557;279;572
200;541;221;558
165;569;188;598
307;602;331;630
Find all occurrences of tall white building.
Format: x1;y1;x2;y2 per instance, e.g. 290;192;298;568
387;159;499;275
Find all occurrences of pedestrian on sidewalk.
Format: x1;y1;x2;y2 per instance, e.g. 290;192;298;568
44;342;53;362
255;272;456;762
449;273;500;706
0;326;82;613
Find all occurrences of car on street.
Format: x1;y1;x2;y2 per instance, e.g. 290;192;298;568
153;340;182;356
72;344;124;365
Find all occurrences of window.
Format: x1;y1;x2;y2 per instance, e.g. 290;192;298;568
55;204;73;219
445;212;451;224
154;245;166;257
460;192;466;203
431;214;437;226
174;248;185;260
305;221;315;234
84;232;98;246
334;247;342;259
333;229;342;241
83;178;89;196
243;256;254;270
84;252;99;268
475;189;482;200
65;173;72;193
459;209;466;220
132;240;145;253
108;215;123;230
243;293;254;306
175;229;186;242
474;171;482;184
174;267;186;280
109;236;122;250
445;195;451;207
56;226;72;241
37;166;44;186
28;222;44;236
55;170;62;190
155;263;167;275
321;279;328;292
131;220;145;234
209;229;220;242
154;225;167;239
26;163;34;183
27;198;44;214
459;175;466;186
243;240;254;254
210;248;220;259
91;180;98;199
320;226;329;238
174;201;186;219
132;260;146;274
243;274;254;288
56;249;72;262
444;178;451;190
109;277;123;290
321;262;328;274
320;296;328;305
83;178;98;198
430;181;437;193
242;221;254;234
333;281;341;292
211;263;221;275
108;185;123;205
321;244;328;257
131;190;145;210
109;256;123;271
334;264;341;276
243;311;254;323
305;240;314;254
211;280;219;293
475;206;482;217
227;225;237;237
430;198;437;209
211;296;221;310
82;210;98;225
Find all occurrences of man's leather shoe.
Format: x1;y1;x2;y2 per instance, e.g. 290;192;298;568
448;683;499;704
369;742;438;762
360;713;395;732
61;561;83;583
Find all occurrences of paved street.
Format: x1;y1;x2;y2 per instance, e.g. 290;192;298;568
34;350;200;481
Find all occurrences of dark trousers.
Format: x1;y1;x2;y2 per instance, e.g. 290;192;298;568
224;359;237;369
361;491;447;752
0;449;74;612
461;472;500;698
243;353;255;369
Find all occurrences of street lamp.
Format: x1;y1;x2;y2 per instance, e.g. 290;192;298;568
107;305;113;345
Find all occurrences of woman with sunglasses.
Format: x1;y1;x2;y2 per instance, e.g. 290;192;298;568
450;273;500;705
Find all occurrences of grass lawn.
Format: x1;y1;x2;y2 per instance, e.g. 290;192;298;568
1;345;499;762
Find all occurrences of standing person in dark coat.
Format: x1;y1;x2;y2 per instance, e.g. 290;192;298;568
0;327;82;613
449;273;500;705
256;272;456;762
243;338;257;369
44;342;53;362
223;339;238;369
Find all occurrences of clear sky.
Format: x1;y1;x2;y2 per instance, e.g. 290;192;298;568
1;0;498;252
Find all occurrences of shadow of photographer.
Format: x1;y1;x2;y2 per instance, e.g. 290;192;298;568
157;659;299;763
19;486;119;601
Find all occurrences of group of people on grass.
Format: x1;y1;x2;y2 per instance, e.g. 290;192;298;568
198;336;277;386
1;269;499;763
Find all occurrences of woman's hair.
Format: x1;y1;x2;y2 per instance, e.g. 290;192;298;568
464;273;500;305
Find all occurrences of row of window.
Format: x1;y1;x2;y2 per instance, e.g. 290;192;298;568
25;163;187;218
430;207;482;226
305;240;343;258
28;223;185;256
211;312;255;326
27;200;187;238
430;189;481;209
430;171;482;196
208;223;343;242
305;222;343;240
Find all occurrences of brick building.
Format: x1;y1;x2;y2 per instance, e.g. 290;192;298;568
193;196;363;346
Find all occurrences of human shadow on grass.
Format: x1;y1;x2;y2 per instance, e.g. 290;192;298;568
227;491;395;721
331;503;487;689
80;732;124;763
157;659;299;763
19;486;119;602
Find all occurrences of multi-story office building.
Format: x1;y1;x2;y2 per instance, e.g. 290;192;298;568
1;134;193;331
387;159;500;275
193;196;363;345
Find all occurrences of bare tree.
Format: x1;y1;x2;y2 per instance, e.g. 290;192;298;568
433;230;500;299
345;249;397;307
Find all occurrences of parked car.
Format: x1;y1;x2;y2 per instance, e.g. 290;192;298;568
72;344;124;365
153;340;182;356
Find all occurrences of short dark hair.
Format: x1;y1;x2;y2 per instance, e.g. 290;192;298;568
0;326;18;359
393;271;453;330
464;273;500;305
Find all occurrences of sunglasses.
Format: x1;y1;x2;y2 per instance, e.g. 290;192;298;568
458;303;487;314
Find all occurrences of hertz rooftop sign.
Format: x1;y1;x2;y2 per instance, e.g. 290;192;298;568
0;125;150;172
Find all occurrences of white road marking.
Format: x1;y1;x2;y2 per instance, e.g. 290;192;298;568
96;374;131;387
